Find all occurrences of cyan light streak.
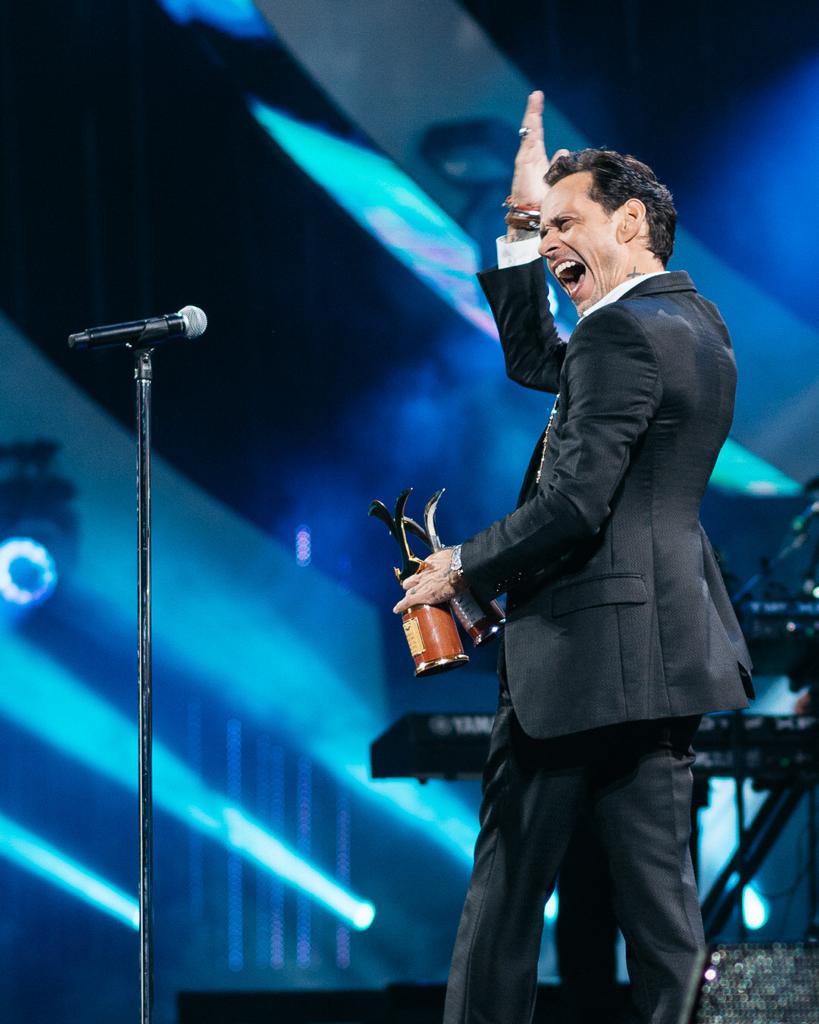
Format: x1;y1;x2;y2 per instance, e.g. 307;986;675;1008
249;101;797;498
0;634;374;930
249;99;496;337
0;811;139;929
711;441;802;497
225;810;373;929
155;0;271;39
346;765;477;861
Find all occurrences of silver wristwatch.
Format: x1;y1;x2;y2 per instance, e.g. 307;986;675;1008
449;544;464;585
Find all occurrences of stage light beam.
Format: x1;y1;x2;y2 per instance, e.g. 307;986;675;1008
155;0;271;39
224;809;375;930
0;636;376;931
248;99;499;337
0;811;139;929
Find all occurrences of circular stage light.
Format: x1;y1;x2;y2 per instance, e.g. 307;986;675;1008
0;537;58;606
352;901;375;931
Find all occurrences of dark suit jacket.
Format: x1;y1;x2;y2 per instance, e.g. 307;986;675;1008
461;261;753;739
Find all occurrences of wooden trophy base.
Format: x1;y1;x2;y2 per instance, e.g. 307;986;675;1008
402;603;469;677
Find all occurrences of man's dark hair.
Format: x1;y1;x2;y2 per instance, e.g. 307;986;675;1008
545;149;676;266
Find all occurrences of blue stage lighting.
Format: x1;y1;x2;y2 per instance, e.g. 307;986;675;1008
0;637;376;931
0;537;58;606
742;884;769;931
224;809;375;930
1;320;488;879
295;524;311;567
0;810;139;929
710;442;803;497
155;0;271;39
721;873;770;931
248;99;500;338
345;765;478;861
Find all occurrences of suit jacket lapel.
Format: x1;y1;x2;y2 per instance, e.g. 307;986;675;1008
513;276;694;509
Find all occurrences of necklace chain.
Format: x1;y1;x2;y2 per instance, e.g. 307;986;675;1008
535;394;560;484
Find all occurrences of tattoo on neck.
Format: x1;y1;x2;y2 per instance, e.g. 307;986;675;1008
626;265;641;279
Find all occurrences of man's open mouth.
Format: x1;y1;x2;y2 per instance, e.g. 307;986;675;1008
554;259;587;300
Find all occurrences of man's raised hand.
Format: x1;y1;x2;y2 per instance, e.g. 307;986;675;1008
510;90;550;210
507;91;570;240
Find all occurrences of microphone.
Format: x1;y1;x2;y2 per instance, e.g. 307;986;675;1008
792;500;819;534
68;305;207;351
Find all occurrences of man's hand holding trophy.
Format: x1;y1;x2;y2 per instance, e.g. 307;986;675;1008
368;489;505;676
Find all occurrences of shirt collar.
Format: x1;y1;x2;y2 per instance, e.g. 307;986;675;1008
579;270;669;319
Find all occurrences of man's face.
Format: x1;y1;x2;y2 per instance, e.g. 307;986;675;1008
538;171;630;315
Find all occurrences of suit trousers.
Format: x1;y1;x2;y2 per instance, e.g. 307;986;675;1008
442;678;704;1024
556;811;620;1024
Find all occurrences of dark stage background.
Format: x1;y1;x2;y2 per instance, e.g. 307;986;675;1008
1;2;818;1021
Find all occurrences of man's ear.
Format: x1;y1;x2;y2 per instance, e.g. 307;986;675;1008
619;198;646;244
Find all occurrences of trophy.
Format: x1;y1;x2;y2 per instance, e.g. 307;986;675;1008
369;489;469;676
411;489;505;647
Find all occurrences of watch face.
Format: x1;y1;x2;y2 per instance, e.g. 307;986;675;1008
450;545;463;574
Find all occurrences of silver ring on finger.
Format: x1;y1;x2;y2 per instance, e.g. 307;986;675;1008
518;127;531;138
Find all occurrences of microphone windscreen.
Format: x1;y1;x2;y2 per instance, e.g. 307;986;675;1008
178;305;208;339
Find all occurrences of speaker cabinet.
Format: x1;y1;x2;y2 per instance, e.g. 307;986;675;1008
682;943;819;1023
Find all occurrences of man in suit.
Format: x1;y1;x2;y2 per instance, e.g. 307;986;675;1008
393;91;753;1024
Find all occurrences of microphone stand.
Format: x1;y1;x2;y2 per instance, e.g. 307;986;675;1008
69;306;206;1024
135;348;154;1024
74;342;157;1022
